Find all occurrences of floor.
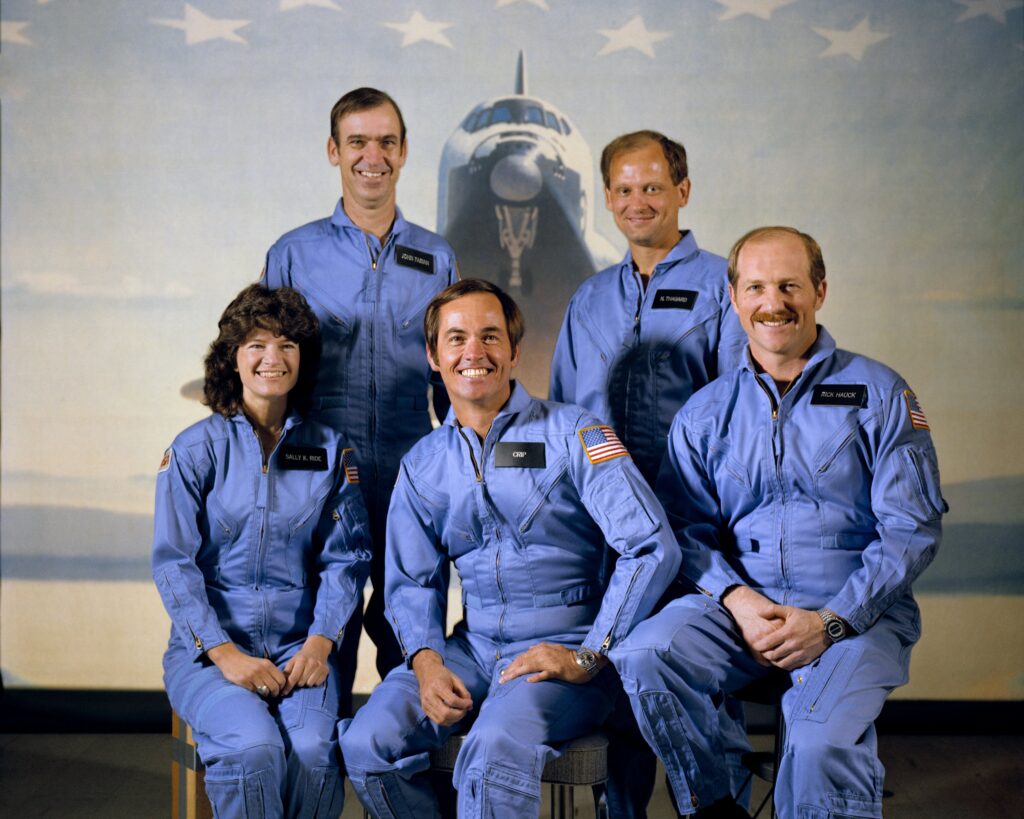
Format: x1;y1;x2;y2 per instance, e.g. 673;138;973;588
0;732;1021;817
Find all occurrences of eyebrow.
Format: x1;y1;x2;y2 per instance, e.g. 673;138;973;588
345;133;399;142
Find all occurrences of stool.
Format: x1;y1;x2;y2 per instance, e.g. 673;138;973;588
170;711;211;819
736;676;791;819
363;731;610;819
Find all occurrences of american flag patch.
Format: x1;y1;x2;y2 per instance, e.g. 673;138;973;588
579;425;629;464
342;448;360;484
904;390;930;431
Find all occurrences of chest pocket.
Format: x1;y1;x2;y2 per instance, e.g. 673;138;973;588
812;416;869;503
516;460;569;537
286;473;338;585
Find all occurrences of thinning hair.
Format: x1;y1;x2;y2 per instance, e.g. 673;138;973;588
203;284;320;417
424;279;525;361
600;130;688;188
727;226;826;290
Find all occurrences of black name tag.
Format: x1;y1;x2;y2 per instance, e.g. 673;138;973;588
652;289;698;310
395;245;434;274
494;442;546;468
811;384;867;407
278;445;328;470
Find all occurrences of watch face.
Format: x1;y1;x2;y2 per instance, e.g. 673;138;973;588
826;619;846;641
575;648;597;672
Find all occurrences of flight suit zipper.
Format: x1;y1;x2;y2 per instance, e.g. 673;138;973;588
457;426;484;482
753;375;788;585
601;564;643;652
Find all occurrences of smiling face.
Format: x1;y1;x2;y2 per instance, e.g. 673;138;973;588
235;328;300;413
426;292;520;423
327;102;407;215
604;140;690;251
730;233;826;379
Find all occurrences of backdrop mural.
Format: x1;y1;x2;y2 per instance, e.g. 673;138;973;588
1;0;1021;701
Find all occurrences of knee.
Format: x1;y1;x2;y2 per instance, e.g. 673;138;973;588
212;740;287;778
286;722;338;772
786;718;864;765
338;707;409;774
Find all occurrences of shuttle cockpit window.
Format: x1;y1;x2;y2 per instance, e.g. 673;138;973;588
464;100;570;134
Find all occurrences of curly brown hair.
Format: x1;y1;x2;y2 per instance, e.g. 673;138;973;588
203;284;321;418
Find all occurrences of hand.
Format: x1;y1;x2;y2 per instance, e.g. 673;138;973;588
207;642;287;698
412;650;473;726
498;642;608;685
722;586;785;667
752;606;830;671
282;635;333;696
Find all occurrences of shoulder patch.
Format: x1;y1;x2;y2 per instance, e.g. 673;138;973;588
158;448;172;473
904;389;930;431
579;425;629;465
342;448;360;484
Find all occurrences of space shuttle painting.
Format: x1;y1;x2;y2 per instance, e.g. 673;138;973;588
437;53;618;395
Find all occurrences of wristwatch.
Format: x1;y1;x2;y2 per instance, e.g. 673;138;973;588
817;608;848;644
574;647;600;676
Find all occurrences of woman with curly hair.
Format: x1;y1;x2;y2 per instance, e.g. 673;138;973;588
152;284;370;817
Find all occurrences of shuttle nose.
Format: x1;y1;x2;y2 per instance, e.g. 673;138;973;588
489;152;543;202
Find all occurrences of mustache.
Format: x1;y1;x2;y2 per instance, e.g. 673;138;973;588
751;311;796;323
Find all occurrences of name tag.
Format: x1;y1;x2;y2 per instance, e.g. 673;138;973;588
811;384;867;407
494;442;546;468
652;289;698;310
277;445;328;470
395;245;435;274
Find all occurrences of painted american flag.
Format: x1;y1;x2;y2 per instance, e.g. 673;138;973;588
579;424;629;464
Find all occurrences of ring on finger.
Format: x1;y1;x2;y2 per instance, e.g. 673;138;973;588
256;684;270;696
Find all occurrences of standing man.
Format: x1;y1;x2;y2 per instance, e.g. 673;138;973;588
550;130;748;813
612;227;946;818
264;88;459;683
339;280;680;818
550;130;745;485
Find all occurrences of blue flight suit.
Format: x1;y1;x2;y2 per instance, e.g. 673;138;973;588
550;231;749;814
611;328;946;818
153;411;371;819
265;200;459;677
549;231;746;485
338;384;681;819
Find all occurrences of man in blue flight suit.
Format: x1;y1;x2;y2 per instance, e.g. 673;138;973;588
550;129;749;814
339;279;681;818
550;129;746;485
611;227;946;818
264;87;459;684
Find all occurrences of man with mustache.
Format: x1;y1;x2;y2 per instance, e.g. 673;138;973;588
264;88;459;697
611;227;946;818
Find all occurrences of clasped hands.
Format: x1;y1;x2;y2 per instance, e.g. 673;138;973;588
722;585;830;671
208;634;334;698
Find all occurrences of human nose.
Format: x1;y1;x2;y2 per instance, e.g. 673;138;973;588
363;140;384;163
463;336;485;358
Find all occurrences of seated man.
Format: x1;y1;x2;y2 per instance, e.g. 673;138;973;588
611;227;946;818
340;279;681;818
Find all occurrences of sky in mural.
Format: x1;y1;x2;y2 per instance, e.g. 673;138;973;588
1;0;1022;518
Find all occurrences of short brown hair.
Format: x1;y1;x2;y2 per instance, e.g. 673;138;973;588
203;284;321;417
424;279;525;361
727;226;827;290
600;130;688;188
329;87;407;146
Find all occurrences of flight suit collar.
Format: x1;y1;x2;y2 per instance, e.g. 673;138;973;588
330;198;409;238
739;324;837;373
443;380;533;438
620;230;700;280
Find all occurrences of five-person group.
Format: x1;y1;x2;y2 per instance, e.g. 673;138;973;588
152;87;946;819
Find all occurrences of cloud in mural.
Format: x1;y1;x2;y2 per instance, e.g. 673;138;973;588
2;272;192;302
